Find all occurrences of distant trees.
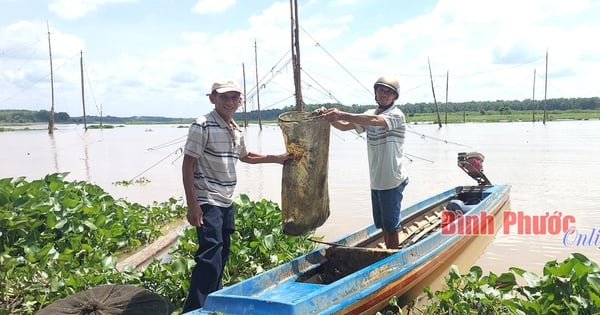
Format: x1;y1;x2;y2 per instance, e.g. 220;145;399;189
237;97;600;120
2;97;598;124
0;110;71;124
0;110;191;125
399;97;600;115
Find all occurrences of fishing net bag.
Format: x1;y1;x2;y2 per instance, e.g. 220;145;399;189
278;110;330;236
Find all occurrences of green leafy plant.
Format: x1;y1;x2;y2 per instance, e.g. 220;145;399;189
0;173;185;314
1;174;316;314
413;253;600;315
225;194;316;284
511;252;600;314
159;194;317;312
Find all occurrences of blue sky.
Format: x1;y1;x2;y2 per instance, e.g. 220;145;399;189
1;0;599;118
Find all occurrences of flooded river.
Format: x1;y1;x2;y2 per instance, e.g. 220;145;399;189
2;119;600;275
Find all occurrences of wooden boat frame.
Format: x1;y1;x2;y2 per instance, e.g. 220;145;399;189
187;184;511;315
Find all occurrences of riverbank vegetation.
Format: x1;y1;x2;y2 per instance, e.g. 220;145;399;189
2;174;599;314
239;97;600;124
401;252;600;314
0;173;315;314
1;97;599;126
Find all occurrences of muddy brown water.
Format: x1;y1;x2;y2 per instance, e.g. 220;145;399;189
2;120;600;285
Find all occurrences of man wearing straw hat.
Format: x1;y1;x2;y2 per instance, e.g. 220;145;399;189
181;79;291;312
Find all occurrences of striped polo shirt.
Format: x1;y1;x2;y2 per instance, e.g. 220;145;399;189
354;105;408;190
183;110;248;207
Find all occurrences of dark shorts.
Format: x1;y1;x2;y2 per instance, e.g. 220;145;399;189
371;179;408;232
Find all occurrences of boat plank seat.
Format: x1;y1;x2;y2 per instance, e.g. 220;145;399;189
395;211;444;248
296;246;397;285
405;216;442;246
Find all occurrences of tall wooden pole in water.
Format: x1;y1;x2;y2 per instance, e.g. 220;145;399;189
532;68;536;122
428;57;442;128
47;22;56;134
242;62;248;127
290;0;303;111
444;70;449;124
254;40;262;130
543;49;548;125
80;50;87;131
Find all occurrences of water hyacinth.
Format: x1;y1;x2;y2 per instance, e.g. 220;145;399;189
1;173;316;314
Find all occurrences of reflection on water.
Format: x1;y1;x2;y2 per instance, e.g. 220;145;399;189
2;120;600;274
49;133;59;173
84;142;90;181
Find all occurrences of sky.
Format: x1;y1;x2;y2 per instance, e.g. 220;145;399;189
1;0;599;118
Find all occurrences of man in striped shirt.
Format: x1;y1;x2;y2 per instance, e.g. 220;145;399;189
181;79;290;312
323;75;409;250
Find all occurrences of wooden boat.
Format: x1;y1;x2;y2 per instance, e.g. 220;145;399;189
184;153;511;315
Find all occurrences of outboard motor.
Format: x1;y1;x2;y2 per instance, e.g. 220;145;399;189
457;152;491;186
442;152;491;227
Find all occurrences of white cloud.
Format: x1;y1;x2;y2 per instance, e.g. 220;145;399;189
193;0;236;15
2;0;600;117
48;0;138;19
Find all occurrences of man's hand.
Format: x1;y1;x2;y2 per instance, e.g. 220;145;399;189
273;153;295;164
322;108;357;131
323;108;343;122
187;205;203;227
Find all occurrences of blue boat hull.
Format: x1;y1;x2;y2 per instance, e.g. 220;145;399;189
184;185;511;315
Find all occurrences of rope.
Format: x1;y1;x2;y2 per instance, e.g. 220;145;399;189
406;125;471;147
128;147;183;182
146;135;187;151
301;26;372;95
301;69;343;104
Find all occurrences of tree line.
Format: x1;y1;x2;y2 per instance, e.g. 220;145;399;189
0;109;190;124
1;97;598;124
236;97;600;122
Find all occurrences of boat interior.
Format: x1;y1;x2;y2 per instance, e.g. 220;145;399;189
296;185;491;284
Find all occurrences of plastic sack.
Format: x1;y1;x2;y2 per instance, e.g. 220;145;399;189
278;111;330;236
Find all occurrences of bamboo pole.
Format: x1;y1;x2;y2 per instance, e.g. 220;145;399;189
543;50;548;125
80;50;87;131
242;62;248;127
290;0;303;111
47;22;55;134
254;40;262;130
532;69;536;122
428;57;442;128
445;70;449;124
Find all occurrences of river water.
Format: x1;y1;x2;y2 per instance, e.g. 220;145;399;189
2;120;600;275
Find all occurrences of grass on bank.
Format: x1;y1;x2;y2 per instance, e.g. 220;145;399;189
406;109;600;124
1;109;600;132
240;109;600;125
